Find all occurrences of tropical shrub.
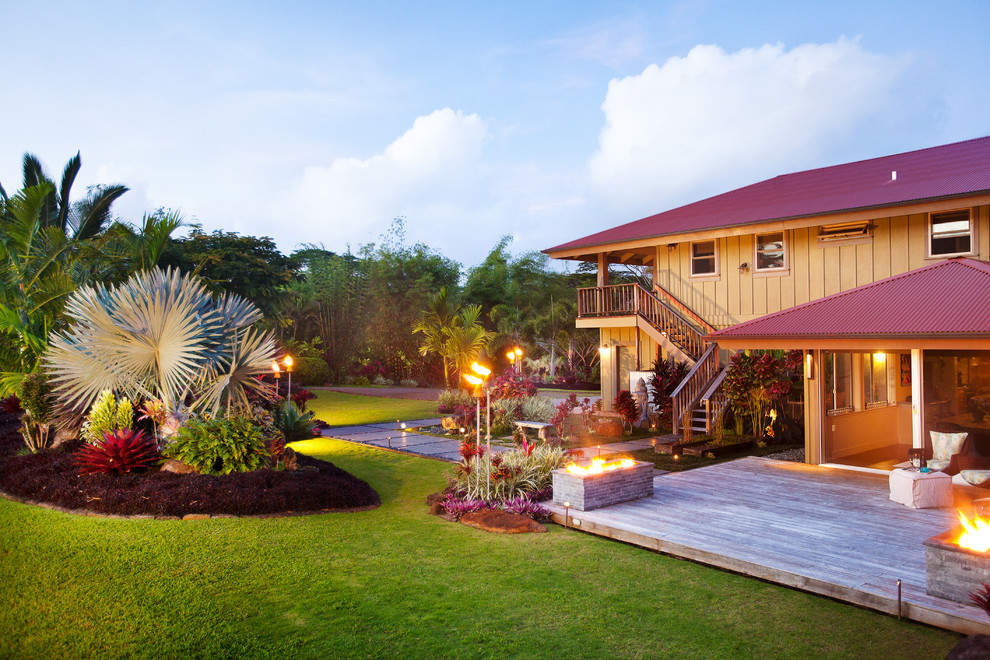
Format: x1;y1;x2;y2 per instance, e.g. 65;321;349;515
44;267;277;427
163;414;269;475
273;400;318;442
613;390;638;432
291;388;315;411
519;395;556;423
437;388;473;414
372;374;392;386
81;390;134;444
399;378;418;388
75;428;161;475
352;375;370;387
294;356;331;386
440;494;549;521
447;444;570;502
490;397;519;436
651;351;690;425
722;350;800;440
19;372;54;452
0;395;22;413
489;373;538;400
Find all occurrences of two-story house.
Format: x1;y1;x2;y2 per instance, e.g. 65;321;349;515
545;135;990;472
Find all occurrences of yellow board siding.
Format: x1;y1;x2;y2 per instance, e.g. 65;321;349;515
599;327;659;410
648;204;990;329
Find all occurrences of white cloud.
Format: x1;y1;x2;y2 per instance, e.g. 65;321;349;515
588;37;916;217
285;108;492;255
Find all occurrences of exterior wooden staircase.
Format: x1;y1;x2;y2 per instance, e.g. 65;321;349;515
576;283;731;436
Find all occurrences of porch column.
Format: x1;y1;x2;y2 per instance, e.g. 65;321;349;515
911;349;924;449
597;253;609;287
653;246;661;293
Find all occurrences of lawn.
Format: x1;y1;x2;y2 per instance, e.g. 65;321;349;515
0;437;962;658
307;390;439;427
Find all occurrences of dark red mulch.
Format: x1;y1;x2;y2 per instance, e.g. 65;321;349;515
0;412;380;517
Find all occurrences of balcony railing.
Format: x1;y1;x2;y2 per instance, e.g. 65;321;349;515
577;283;708;360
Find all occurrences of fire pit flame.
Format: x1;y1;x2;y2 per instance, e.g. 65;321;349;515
565;457;635;475
957;511;990;552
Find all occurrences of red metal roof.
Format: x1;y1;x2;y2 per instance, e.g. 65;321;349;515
708;258;990;340
547;136;990;255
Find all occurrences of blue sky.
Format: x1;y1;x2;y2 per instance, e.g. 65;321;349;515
2;1;988;269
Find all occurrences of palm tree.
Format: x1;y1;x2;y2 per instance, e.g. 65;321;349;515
413;287;460;387
444;305;494;386
45;267;277;427
13;152;129;240
0;184;76;394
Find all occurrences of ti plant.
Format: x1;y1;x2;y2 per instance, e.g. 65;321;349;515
970;582;990;620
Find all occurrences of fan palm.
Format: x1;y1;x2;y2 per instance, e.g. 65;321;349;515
44;267;277;426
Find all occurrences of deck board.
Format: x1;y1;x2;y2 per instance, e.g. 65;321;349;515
546;456;990;634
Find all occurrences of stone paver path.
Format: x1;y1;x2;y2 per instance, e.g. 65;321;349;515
322;418;662;463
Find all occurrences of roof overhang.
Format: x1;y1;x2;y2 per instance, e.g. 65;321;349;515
545;192;990;262
710;336;990;352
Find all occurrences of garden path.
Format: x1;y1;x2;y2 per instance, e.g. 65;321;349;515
321;419;657;463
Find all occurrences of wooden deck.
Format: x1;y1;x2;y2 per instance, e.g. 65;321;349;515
544;456;990;634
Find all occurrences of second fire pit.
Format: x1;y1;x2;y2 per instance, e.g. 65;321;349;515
552;458;654;511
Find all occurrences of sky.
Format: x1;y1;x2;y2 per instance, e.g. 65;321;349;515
2;0;989;271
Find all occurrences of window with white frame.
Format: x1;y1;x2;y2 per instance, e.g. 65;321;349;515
825;352;853;415
930;209;974;257
755;232;786;271
863;353;890;408
690;240;717;276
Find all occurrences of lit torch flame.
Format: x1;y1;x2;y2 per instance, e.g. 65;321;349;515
566;458;635;475
957;511;990;552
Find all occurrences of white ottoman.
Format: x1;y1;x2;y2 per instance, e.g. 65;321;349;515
889;468;952;509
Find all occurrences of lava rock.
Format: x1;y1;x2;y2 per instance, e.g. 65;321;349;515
161;459;197;474
282;447;298;471
594;421;624;437
946;634;990;660
460;509;547;534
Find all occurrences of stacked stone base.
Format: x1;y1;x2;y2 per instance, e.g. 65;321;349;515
924;529;990;605
552;461;654;511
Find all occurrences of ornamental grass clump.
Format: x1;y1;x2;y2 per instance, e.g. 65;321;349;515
519;395;556;423
75;428;161;475
447;444;570;503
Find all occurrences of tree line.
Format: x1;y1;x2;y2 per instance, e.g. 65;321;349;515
0;152;605;394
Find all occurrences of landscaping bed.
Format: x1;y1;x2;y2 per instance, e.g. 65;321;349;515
0;412;379;517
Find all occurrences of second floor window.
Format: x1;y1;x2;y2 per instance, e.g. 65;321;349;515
691;240;717;276
930;209;973;257
755;232;786;271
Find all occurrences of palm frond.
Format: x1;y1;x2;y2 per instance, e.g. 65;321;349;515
57;151;81;232
69;183;129;240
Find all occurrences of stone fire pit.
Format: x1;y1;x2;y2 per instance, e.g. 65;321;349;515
552;459;654;511
924;527;990;605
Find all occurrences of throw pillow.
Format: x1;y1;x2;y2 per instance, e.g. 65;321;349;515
930;431;968;462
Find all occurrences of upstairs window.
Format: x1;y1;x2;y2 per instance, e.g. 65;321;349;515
690;240;717;277
930;209;973;257
755;232;786;272
817;221;871;244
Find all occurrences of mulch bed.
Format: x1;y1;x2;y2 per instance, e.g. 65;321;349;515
0;412;380;518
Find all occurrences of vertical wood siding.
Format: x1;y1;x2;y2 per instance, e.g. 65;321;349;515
652;205;990;329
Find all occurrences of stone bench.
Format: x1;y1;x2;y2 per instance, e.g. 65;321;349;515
513;421;558;441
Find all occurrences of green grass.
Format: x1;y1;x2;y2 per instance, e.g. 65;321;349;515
307;390;438;427
0;437;962;658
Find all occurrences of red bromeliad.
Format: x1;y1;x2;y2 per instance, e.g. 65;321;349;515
75;428;161;475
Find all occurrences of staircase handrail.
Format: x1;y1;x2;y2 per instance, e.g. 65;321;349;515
577;283;708;360
700;364;731;433
651;285;716;334
670;343;721;434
